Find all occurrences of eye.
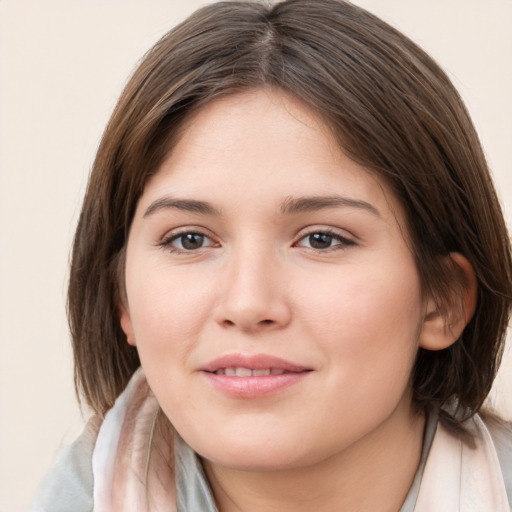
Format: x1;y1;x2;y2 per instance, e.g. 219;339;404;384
161;231;217;252
296;231;355;251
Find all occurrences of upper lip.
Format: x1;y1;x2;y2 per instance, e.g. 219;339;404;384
201;353;311;373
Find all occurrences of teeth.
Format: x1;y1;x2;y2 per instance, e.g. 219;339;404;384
215;367;279;376
235;367;252;377
253;369;271;376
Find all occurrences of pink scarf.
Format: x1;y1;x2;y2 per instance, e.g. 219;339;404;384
90;368;510;511
92;369;176;511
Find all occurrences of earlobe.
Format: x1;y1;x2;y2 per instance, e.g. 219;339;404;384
419;253;477;351
119;304;136;346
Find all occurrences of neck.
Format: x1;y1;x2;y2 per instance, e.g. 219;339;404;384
203;405;426;512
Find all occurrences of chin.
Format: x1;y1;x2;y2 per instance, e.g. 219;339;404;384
204;448;307;472
191;430;321;472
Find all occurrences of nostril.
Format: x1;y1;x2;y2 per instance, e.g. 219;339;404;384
221;318;275;329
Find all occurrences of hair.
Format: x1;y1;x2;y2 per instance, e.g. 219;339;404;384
69;0;512;429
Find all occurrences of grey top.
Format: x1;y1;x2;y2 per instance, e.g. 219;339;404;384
29;413;511;512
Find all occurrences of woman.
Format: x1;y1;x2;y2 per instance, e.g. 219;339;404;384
31;0;512;510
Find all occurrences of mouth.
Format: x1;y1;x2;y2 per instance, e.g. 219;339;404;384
211;367;297;376
201;353;311;374
201;354;312;398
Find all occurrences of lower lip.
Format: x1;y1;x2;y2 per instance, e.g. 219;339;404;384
202;371;311;398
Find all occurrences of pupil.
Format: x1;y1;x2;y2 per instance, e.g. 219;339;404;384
182;233;203;250
309;233;332;249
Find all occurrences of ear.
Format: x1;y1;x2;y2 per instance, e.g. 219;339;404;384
419;252;477;351
119;303;136;346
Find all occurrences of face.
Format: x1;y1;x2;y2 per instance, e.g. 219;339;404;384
120;89;429;471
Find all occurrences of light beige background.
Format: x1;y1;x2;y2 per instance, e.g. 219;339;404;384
0;1;511;511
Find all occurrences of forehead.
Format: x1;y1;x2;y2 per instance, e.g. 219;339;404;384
139;89;405;226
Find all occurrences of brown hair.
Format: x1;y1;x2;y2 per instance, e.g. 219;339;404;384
68;0;512;427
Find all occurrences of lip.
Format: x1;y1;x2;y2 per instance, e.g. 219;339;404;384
202;353;310;373
200;353;313;399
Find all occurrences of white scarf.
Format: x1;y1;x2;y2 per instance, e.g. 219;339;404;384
91;369;510;511
415;412;509;511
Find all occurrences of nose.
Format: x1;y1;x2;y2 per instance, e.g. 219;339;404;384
213;244;292;332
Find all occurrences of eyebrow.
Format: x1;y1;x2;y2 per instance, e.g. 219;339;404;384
280;195;381;217
143;194;381;219
143;198;221;218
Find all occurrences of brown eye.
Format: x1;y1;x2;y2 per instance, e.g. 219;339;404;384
308;233;334;249
164;231;216;252
180;233;205;250
296;231;355;251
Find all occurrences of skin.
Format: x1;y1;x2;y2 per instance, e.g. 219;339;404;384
120;89;474;511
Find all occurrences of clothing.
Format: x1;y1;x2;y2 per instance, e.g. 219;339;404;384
30;368;512;511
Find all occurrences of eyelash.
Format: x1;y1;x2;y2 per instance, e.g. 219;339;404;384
294;229;356;252
158;228;356;254
158;229;218;253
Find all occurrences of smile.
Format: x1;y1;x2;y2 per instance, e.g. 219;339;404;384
201;354;312;398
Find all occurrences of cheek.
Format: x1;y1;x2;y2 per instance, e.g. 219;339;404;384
125;261;215;365
292;264;423;436
297;259;424;371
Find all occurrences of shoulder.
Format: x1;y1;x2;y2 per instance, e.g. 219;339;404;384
29;417;100;512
